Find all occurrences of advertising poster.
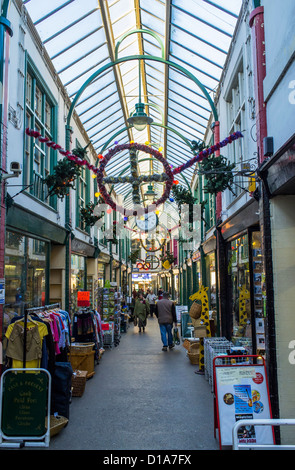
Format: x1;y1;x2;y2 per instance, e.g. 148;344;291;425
215;363;274;447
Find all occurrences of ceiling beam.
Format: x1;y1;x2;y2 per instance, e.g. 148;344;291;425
163;0;172;162
98;0;133;142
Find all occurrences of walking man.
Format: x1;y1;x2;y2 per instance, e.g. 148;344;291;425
146;290;157;317
155;292;177;351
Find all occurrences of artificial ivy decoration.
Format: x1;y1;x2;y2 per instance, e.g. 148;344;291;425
129;248;141;264
171;185;198;209
160;251;176;265
198;154;236;194
80;202;104;228
45;145;89;199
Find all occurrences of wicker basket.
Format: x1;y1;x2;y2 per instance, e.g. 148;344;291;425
182;339;191;350
187;352;200;365
47;415;68;437
70;350;95;378
71;342;95;353
189;342;200;352
72;370;88;397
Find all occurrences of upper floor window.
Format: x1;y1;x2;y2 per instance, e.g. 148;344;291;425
24;58;57;208
225;59;246;203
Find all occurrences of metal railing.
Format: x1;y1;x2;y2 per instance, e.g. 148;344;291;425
232;419;295;450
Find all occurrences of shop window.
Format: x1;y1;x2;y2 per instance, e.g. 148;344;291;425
76;141;90;232
71;254;86;312
227;233;252;351
251;231;266;355
4;231;48;335
225;60;246;203
24;57;57;207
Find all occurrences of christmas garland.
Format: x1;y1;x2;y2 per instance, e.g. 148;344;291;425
198;154;236;194
25;128;243;214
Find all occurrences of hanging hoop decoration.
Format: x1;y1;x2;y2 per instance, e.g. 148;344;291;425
136;260;151;270
25;128;243;216
145;254;160;270
96;142;174;217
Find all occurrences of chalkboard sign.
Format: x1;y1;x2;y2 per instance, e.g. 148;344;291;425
1;369;49;438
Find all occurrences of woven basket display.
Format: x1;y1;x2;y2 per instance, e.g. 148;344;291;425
187;341;200;365
187;352;200;365
70;342;95;353
72;370;88;397
70;350;95;378
47;415;68;437
182;339;191;350
189;301;202;320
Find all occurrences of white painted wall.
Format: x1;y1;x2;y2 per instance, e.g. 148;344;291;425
263;0;295;152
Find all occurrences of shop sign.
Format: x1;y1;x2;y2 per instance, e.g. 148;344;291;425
77;291;90;307
214;357;274;448
0;369;50;442
192;251;201;262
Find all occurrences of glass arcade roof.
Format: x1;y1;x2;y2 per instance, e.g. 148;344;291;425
22;0;242;214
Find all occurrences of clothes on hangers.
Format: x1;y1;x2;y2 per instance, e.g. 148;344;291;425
5;316;48;369
4;306;71;374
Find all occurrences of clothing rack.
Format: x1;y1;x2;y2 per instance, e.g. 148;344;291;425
23;303;61;368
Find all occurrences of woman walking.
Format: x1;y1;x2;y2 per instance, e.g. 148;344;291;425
134;293;148;333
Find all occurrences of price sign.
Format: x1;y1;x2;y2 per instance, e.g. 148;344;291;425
77;291;90;307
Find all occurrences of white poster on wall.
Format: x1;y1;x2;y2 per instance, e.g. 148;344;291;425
215;363;274;447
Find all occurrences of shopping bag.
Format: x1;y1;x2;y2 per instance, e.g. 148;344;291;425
173;327;180;345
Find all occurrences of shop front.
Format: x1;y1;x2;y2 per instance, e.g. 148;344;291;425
4;230;49;333
220;198;261;354
202;235;218;337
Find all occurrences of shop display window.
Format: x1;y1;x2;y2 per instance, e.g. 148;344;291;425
4;231;47;334
227;234;252;351
71;254;86;312
251;231;266;354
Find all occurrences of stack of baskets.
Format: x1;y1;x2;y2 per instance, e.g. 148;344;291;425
183;339;200;365
187;341;200;365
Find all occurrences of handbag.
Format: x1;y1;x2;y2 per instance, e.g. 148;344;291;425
189;301;202;319
173;327;180;345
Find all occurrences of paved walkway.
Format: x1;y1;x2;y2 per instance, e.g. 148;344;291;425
48;316;219;451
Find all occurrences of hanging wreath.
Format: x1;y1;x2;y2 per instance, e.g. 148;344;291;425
198;154;236;194
96;142;174;216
